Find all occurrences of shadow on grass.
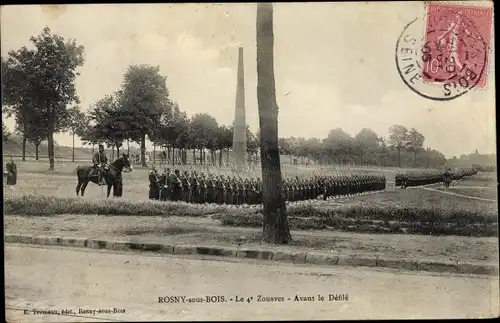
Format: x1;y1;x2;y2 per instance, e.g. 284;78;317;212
118;226;197;236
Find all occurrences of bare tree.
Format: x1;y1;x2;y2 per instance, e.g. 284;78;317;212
256;3;291;244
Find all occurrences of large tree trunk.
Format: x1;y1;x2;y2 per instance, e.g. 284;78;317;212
397;146;401;168
35;142;40;160
127;139;130;155
22;132;26;162
256;3;291;244
72;131;75;162
47;124;55;170
141;133;146;167
153;142;156;165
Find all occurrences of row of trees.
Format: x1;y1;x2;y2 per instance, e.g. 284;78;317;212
1;27;447;171
277;125;446;168
77;90;261;166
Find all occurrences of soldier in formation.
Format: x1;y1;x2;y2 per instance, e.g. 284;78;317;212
395;167;477;189
149;169;386;205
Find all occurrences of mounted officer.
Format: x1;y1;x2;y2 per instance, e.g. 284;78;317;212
92;144;109;186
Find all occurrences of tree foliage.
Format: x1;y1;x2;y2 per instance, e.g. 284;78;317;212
2;27;85;169
2;122;11;142
118;64;171;166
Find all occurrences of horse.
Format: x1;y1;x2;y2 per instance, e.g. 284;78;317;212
76;154;133;198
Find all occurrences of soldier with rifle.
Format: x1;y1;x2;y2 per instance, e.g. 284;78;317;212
216;175;226;204
224;176;233;205
158;169;168;201
198;172;208;203
206;174;216;204
171;169;183;201
181;170;191;203
190;171;201;204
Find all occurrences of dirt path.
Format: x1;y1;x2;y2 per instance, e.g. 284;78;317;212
420;187;497;202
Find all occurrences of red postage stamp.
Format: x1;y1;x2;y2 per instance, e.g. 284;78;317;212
422;2;493;89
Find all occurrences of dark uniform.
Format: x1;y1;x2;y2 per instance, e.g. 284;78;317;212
5;158;17;186
206;175;216;204
181;171;191;203
148;168;160;200
190;171;201;203
171;170;183;201
92;145;108;185
198;173;208;203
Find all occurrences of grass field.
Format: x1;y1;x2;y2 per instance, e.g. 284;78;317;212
3;160;497;237
3;159;402;201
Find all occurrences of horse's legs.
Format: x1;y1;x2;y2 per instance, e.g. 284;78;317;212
81;181;89;197
76;180;83;196
107;184;112;198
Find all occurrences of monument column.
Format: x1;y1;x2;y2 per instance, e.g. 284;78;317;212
232;47;248;168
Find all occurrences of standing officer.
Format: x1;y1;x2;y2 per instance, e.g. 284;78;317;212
149;167;160;199
5;157;17;187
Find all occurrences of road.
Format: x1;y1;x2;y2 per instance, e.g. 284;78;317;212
5;245;499;321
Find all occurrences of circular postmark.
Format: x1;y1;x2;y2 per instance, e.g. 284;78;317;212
395;14;488;101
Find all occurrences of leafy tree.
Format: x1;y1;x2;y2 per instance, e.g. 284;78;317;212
302;138;324;163
118;64;171;167
21;112;47;160
88;94;130;158
354;128;380;165
217;125;234;166
323;128;353;164
246;127;259;160
407;128;425;166
189;113;219;164
388;124;409;167
66;106;86;162
257;3;291;244
2;122;11;143
1;27;85;169
278;137;292;155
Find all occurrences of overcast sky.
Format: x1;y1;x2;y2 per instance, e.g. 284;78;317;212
1;2;495;158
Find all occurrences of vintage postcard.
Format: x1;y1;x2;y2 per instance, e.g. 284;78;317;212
2;1;498;321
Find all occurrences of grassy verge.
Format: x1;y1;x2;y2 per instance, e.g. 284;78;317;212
4;194;229;217
4;191;498;237
4;214;498;264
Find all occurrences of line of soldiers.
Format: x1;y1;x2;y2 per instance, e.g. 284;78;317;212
395;167;478;188
148;168;386;204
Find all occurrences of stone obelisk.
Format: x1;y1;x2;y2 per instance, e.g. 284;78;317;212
232;47;248;168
